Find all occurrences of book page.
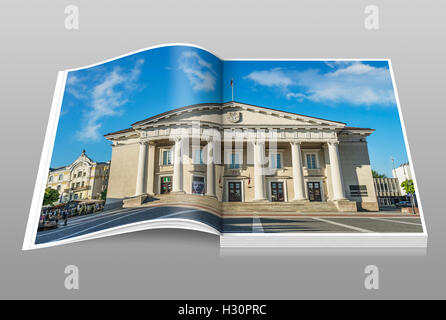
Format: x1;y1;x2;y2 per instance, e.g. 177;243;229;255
24;44;225;250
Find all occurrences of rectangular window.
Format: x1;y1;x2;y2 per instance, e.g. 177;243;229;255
270;153;282;169
349;185;368;197
230;153;241;169
163;150;172;165
193;149;204;164
306;154;317;169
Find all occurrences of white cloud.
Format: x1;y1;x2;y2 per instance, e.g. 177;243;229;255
243;68;292;87
178;51;217;92
66;59;145;142
245;62;395;106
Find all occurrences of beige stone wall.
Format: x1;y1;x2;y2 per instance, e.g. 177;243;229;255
339;139;378;209
106;139;377;210
90;164;109;199
107;143;139;200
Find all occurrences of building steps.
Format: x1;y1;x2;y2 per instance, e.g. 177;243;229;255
140;193;341;214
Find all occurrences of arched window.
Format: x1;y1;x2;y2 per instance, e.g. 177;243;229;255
58;174;64;181
49;176;53;182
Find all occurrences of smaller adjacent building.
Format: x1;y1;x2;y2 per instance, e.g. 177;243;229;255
373;177;404;206
392;162;412;195
46;150;110;203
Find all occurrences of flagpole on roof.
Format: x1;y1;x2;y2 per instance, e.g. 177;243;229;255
231;78;234;101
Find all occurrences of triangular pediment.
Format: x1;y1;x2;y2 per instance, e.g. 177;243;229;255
132;102;345;129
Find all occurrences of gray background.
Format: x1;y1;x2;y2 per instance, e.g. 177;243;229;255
0;0;444;299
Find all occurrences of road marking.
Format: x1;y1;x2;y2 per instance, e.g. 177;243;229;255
152;209;202;220
252;215;265;233
36;208;136;237
52;208;153;241
51;207;200;242
311;217;373;233
368;217;422;226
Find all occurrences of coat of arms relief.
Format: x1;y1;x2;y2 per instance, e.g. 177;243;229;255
226;111;241;123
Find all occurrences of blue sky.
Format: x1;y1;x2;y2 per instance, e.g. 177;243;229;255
52;45;407;177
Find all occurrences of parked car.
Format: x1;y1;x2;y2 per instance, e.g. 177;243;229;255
395;201;412;208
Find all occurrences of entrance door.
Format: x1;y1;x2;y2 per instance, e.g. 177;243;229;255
228;181;242;202
307;181;322;201
271;182;285;202
160;176;172;194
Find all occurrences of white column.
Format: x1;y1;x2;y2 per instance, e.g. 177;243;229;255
205;138;215;197
172;137;183;193
146;142;156;195
135;141;148;196
253;141;267;201
290;141;306;201
328;141;346;200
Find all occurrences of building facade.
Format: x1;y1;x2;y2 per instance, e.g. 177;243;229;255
46;150;110;203
104;102;379;213
373;177;404;206
392;162;412;195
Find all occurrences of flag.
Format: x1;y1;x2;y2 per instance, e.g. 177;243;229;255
230;79;233;87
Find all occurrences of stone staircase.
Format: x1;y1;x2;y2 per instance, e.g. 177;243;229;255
222;201;339;214
139;193;345;215
142;193;222;213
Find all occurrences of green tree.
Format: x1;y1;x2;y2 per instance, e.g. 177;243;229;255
401;179;415;194
372;170;387;178
100;188;107;201
43;187;60;206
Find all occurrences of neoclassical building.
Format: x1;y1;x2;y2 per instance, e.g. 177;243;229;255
104;102;379;213
46;150;110;203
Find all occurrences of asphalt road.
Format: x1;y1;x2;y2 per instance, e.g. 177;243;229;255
35;206;424;245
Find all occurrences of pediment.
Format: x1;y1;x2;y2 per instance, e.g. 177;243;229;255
70;153;94;170
132;102;345;130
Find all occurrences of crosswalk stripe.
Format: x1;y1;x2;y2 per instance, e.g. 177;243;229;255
312;217;373;233
368;217;422;226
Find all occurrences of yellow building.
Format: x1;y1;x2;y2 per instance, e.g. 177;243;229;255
46;150;109;203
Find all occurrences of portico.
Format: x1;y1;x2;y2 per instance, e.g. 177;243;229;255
104;101;379;213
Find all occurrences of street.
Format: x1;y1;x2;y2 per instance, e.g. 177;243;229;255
35;206;424;244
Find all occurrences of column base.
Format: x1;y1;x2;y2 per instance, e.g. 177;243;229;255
123;194;148;207
333;199;357;212
170;191;186;195
291;199;309;204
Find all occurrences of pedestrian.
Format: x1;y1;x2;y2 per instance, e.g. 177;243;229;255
63;210;68;226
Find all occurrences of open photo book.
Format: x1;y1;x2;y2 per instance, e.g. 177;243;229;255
23;43;427;250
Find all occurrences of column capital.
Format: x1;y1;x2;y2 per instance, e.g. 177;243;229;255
327;140;340;146
289;140;302;146
250;140;265;147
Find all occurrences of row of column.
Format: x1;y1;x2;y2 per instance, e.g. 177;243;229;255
135;138;346;201
290;141;346;201
135;138;215;197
